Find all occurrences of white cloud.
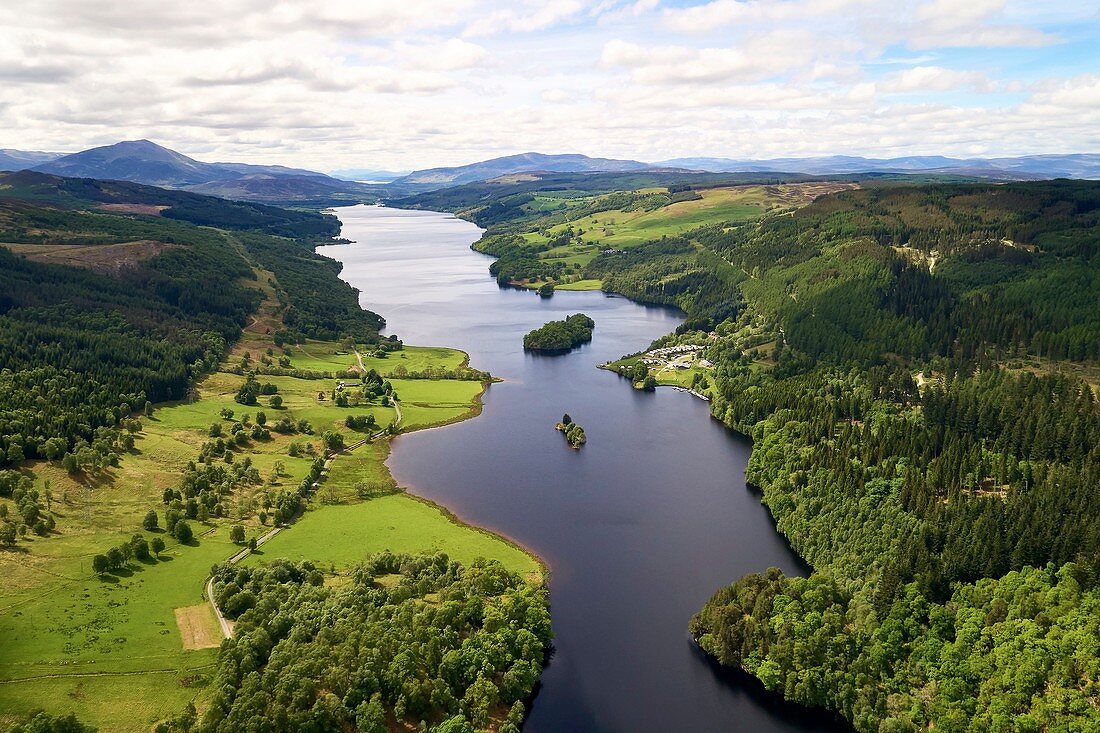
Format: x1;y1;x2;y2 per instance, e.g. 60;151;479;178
0;0;1093;169
463;1;588;37
878;66;998;93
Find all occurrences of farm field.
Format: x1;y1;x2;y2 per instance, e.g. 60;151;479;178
0;336;531;732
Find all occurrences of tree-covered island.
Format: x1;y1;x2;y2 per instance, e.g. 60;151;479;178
522;313;594;352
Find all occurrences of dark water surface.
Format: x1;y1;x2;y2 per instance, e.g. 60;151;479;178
318;205;842;733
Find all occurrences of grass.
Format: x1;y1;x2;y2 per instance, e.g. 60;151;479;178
244;493;540;582
554;279;603;291
0;527;233;732
0;334;537;732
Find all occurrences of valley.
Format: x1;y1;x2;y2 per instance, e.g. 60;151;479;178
1;158;1099;733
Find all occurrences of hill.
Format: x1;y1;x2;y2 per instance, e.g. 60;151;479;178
654;153;1100;179
0;148;61;171
392;151;654;187
29;140;379;204
0;170;339;238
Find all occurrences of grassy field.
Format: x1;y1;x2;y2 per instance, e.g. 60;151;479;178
0;332;536;732
245;494;540;582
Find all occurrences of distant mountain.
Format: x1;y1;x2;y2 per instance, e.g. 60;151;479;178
0;148;62;171
186;173;380;204
653;154;1100;179
393;152;653;187
29;140;378;204
328;168;411;183
34;139;220;186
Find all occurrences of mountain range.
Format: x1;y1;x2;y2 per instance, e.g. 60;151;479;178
1;142;1097;204
2;140;380;204
655;154;1100;179
0;148;61;170
391;152;655;186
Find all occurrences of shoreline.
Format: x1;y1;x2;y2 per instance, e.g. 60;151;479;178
384;363;550;583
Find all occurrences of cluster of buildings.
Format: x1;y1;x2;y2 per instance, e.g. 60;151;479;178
640;344;712;369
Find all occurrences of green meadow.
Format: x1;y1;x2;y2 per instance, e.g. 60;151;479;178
245;494;540;582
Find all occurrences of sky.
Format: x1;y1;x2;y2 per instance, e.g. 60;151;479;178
1;0;1098;172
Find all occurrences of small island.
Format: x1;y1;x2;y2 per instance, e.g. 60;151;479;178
523;313;595;352
555;413;586;448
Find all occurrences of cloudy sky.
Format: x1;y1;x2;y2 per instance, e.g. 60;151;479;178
1;0;1098;171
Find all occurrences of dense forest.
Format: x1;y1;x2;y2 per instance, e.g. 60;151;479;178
167;554;550;733
686;181;1100;730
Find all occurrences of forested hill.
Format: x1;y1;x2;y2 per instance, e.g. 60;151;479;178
0;175;383;473
0;170;341;238
672;180;1100;731
433;175;1100;730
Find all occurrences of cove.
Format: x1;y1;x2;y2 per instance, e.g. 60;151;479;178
318;205;845;733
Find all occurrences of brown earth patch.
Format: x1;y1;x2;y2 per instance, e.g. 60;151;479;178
98;203;169;216
2;240;180;276
174;604;222;650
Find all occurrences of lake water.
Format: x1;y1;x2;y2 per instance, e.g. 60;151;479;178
317;205;845;733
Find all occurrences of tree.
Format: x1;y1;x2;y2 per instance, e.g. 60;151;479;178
106;546;125;569
150;536;165;558
11;711;96;733
230;525;245;544
0;522;17;548
269;395;283;409
247;537;257;551
143;509;159;531
322;430;344;452
130;535;150;561
173;520;193;544
355;694;386;733
91;555;110;576
256;411;267;426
